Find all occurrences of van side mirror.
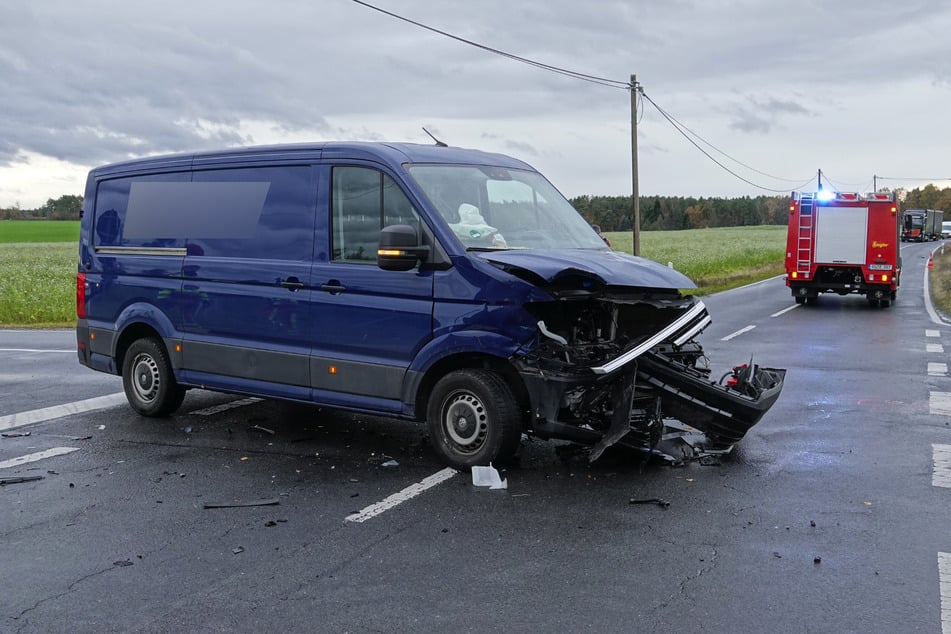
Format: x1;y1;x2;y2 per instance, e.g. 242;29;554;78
377;224;429;271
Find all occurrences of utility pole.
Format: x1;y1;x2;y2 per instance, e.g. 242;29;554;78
817;168;823;192
873;174;877;192
631;74;640;256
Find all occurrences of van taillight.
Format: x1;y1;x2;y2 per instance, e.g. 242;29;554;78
76;273;87;319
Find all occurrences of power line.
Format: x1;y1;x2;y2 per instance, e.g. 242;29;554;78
876;176;951;181
352;0;817;196
350;0;631;90
642;92;810;194
648;103;809;185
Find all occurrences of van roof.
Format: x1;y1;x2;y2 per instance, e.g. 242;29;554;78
89;141;534;177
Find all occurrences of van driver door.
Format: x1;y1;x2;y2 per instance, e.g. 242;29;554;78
308;164;435;413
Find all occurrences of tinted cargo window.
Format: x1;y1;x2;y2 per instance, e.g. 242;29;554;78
94;166;316;260
188;166;316;260
331;167;419;263
94;172;190;248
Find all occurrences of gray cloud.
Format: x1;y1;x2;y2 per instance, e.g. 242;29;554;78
0;0;949;204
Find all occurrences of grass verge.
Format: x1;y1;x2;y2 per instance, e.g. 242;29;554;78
930;243;951;318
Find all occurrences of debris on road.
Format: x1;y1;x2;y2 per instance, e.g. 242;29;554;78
232;547;245;555
0;475;44;486
471;464;507;489
381;459;399;468
629;497;671;509
203;498;281;509
113;560;133;567
1;431;31;438
814;556;822;564
249;425;275;436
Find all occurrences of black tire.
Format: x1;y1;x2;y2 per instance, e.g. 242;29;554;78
427;369;522;470
122;338;186;417
794;296;805;305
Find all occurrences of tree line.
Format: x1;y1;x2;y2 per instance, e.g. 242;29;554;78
3;185;950;228
572;184;951;231
1;194;83;220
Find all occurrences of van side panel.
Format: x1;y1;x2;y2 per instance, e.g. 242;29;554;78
179;165;317;391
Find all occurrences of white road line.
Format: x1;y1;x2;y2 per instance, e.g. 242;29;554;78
930;363;949;377
940;552;951;634
930;393;951;417
0;348;73;353
934;445;951;489
929;344;945;353
345;468;458;523
191;398;261;416
0;447;80;470
721;325;756;341
770;305;800;318
0;392;127;432
928;330;941;338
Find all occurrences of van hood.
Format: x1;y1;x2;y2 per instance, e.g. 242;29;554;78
477;249;696;290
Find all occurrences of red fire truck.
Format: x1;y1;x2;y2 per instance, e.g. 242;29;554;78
784;191;901;307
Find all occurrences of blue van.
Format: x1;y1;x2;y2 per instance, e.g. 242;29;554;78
76;142;784;468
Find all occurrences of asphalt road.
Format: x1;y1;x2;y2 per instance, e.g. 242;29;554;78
1;240;949;633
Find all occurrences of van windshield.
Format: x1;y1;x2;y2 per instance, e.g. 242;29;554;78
406;164;608;251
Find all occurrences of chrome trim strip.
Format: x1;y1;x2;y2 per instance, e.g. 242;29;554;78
94;246;187;256
591;301;707;375
673;314;712;347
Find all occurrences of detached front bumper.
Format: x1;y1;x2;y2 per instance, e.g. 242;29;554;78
638;349;786;445
517;298;786;458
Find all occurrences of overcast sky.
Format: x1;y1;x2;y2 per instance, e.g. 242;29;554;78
1;0;950;208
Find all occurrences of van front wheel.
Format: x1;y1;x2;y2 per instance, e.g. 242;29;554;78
427;369;521;470
122;338;186;417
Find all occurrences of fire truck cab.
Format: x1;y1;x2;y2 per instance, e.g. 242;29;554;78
785;191;900;308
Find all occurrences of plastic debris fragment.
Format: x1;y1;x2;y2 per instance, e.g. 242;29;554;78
471;464;507;489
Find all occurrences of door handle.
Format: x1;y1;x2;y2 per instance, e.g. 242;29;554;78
319;282;347;294
280;277;305;291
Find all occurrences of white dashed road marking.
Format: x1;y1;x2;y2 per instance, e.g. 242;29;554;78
940;552;951;634
770;305;800;318
934;445;951;489
0;392;127;432
930;393;951;417
929;344;945;353
346;468;458;523
928;330;941;338
0;447;80;470
721;325;756;341
930;363;949;377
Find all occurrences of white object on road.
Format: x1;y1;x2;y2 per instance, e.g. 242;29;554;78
471;464;507;489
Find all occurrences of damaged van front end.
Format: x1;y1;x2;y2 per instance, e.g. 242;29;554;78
482;251;785;462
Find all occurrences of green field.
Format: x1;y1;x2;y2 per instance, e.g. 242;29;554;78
0;220;80;243
1;220;789;328
606;225;787;293
0;242;77;326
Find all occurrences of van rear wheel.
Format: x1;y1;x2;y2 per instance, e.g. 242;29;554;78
427;369;522;470
122;338;186;417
